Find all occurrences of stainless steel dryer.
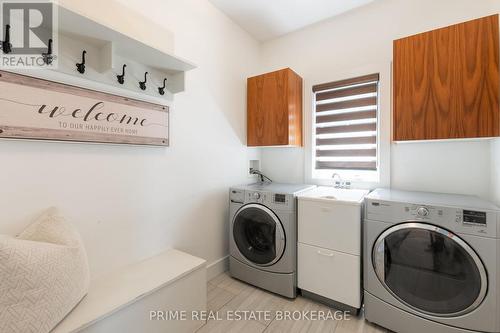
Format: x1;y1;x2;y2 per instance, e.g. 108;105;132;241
229;182;315;298
364;188;500;333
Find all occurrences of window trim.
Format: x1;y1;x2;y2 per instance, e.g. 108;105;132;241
305;64;391;188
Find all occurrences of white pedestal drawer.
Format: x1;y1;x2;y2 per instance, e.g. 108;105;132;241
298;200;361;255
298;242;361;308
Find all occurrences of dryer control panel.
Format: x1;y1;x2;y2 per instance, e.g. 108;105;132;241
366;199;498;238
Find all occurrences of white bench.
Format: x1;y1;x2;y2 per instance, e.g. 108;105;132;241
52;249;206;333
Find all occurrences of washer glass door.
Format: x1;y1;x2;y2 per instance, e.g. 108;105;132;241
373;222;487;317
233;204;285;266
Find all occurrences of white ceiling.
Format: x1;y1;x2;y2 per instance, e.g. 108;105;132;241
209;0;376;41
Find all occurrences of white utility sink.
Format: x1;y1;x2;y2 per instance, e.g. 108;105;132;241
298;186;369;204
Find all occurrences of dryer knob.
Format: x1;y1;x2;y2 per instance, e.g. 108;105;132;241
417;206;429;217
252;192;261;200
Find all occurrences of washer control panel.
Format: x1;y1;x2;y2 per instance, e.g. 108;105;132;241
232;190;294;210
246;191;266;204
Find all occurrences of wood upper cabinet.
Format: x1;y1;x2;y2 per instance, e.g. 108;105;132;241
393;15;500;141
247;68;303;146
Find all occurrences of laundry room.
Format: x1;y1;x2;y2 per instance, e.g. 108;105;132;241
0;0;499;333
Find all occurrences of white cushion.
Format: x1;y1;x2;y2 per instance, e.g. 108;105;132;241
0;208;90;333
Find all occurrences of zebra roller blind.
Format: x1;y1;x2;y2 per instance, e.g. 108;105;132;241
313;73;379;171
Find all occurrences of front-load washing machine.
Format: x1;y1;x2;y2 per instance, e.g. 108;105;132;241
229;182;315;298
364;188;500;333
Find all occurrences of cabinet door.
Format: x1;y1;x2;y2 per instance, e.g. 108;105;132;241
247;69;290;146
298;242;361;308
393;15;499;140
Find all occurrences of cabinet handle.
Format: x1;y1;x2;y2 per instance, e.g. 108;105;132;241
317;250;334;257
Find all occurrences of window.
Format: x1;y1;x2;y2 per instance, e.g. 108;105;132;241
312;73;380;181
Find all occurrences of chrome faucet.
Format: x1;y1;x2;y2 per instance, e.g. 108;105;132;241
331;173;351;189
331;173;342;188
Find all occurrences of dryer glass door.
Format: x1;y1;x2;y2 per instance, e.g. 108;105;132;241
233;204;285;266
373;222;487;317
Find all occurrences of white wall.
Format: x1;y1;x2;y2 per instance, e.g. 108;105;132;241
0;0;260;279
259;0;500;200
492;139;500;206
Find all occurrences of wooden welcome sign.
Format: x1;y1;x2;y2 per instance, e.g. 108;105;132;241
0;71;169;146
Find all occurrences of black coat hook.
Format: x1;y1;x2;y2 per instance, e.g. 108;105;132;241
2;24;12;54
76;50;86;74
158;78;167;95
139;72;148;90
117;64;126;84
42;39;53;65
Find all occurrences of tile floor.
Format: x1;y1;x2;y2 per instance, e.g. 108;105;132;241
196;272;390;333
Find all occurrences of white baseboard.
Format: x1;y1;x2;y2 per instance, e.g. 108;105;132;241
206;255;229;281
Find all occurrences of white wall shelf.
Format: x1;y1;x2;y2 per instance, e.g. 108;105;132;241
58;6;195;74
58;5;196;100
15;5;197;102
